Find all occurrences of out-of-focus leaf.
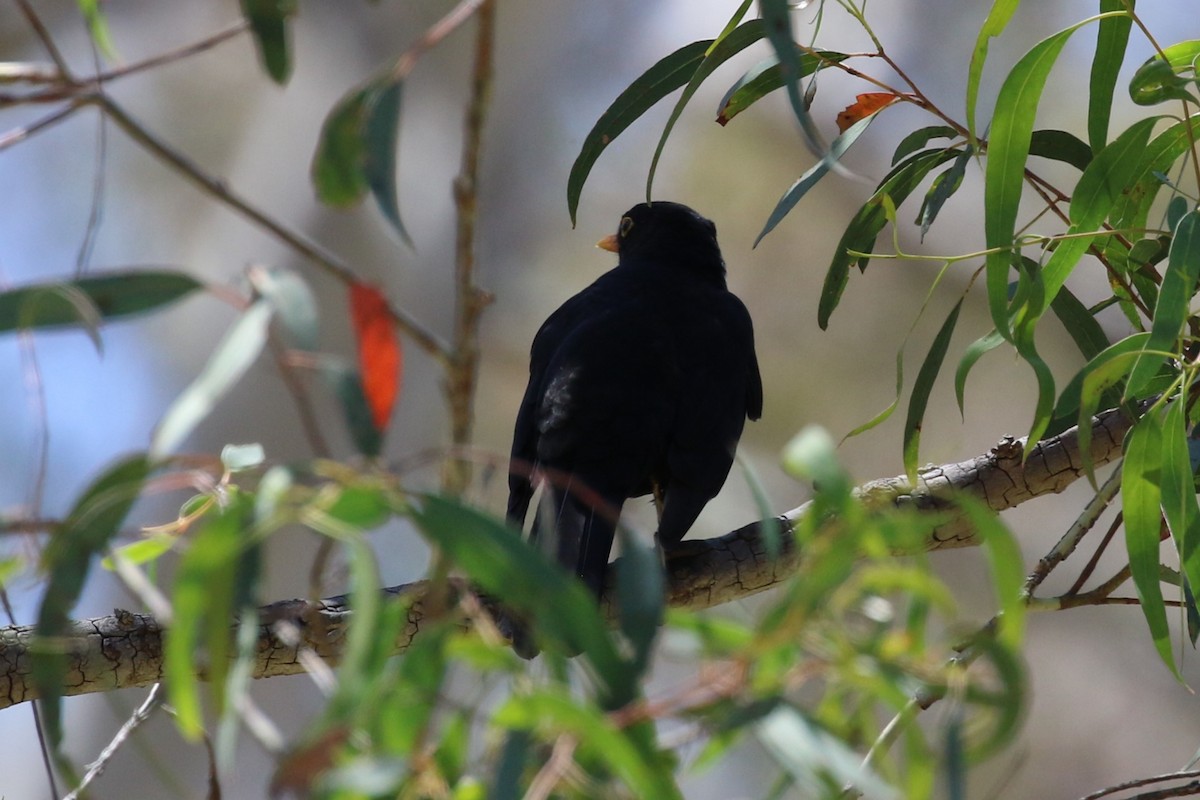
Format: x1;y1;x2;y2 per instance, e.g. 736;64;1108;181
614;524;663;683
1029;128;1093;171
985;23;1088;337
151;301;274;457
348;283;402;436
221;443;265;472
956;496;1025;648
491;730;530;800
916;144;973;240
1088;1;1133;152
903;300;962;482
819;148;960;329
567;40;711;224
76;0;118;60
318;355;382;457
756;705;898;800
758;0;831;166
716;51;849;126
781;426;849;499
1128;210;1200;396
756;111;884;246
248;266;319;351
33;454;151;748
240;0;295;84
955;329;1005;416
1122;413;1183;680
312;78;410;244
496;690;682;799
166;495;253;740
958;633;1026;758
411;495;629;705
739;454;782;560
966;0;1020;141
647;19;765;197
0;270;201;335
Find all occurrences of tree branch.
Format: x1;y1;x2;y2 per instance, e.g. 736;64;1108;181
0;407;1132;710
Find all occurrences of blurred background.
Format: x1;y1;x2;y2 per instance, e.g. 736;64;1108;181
1;1;1199;797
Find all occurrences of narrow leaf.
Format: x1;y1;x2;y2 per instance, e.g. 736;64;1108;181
716;51;849;126
903;300;962;482
916;144;973;240
954;329;1005;415
0;270;202;334
758;0;830;164
34;455;151;747
984;23;1084;338
312;78;410;244
1049;284;1110;362
1122;413;1182;679
240;0;295;84
891;125;959;165
1029;128;1093;171
318;355;382;457
348;283;402;435
1088;1;1133;151
567;40;711;224
1161;400;1200;611
756;111;882;246
248;265;319;351
151;301;273;457
836;93;901;132
1128;210;1200;396
966;0;1021;141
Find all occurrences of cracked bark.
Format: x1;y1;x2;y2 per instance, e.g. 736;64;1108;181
0;408;1132;710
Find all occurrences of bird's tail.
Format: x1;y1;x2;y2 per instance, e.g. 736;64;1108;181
532;483;619;598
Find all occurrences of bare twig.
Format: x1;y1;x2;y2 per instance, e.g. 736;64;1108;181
63;684;164;800
1079;769;1200;800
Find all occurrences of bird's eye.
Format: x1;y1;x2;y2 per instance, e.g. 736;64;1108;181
619;216;634;237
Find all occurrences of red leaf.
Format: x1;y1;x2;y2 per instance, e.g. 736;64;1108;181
835;92;901;132
348;283;401;433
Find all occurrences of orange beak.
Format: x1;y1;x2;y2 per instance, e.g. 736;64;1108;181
596;234;619;253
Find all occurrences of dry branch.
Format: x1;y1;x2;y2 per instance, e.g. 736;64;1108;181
0;408;1132;710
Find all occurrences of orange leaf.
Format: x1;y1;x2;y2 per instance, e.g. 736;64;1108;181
835;92;901;132
348;282;401;433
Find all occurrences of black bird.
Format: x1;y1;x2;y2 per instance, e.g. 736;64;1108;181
506;202;762;636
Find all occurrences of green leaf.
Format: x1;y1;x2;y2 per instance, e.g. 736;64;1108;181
221;443;265;472
166;496;253;739
0;270;202;335
496;690;682;800
1122;413;1182;680
1056;334;1148;475
1088;1;1133;151
1028;117;1158;314
614;525;664;683
955;330;1005;417
966;0;1021;141
716;51;850;126
102;534;175;570
1109;114;1200;234
312;77;410;244
956;496;1025;649
647;20;766;197
34;454;151;748
239;0;295;84
248;266;319;351
151;301;274;457
1130;42;1200;105
916;145;973;240
1161;400;1200;611
1128;210;1200;396
76;0;118;60
317;355;382;457
491;730;531;800
892;126;959;165
819;148;960;329
756;111;883;246
1049;284;1111;362
567;39;711;224
411;495;629;706
903;301;962;482
1029;128;1093;171
984;22;1089;338
781;426;850;500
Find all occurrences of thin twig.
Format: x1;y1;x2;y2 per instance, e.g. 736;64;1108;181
1023;468;1122;598
0;101;83;152
14;0;72;78
1066;511;1123;596
1080;769;1200;800
63;685;165;800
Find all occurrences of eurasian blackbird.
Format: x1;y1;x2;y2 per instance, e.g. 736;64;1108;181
506;201;762;652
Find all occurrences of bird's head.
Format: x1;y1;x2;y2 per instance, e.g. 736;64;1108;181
597;202;726;280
